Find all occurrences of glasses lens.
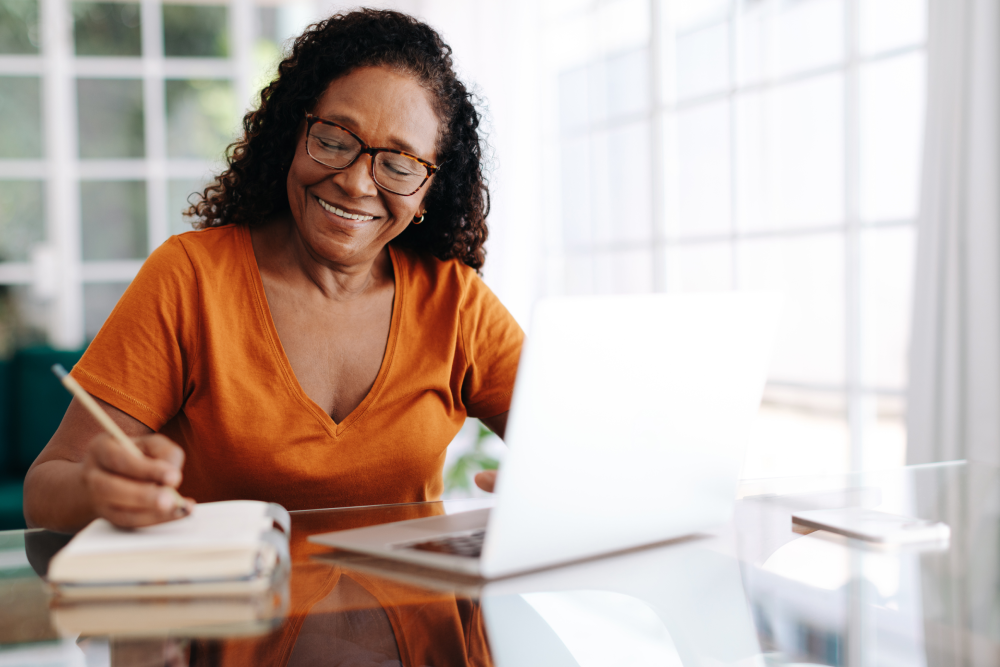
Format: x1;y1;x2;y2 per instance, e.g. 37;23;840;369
307;123;361;168
374;152;426;195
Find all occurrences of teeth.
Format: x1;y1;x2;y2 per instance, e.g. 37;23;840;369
318;197;374;221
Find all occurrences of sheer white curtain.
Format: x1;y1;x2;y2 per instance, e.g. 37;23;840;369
907;0;1000;465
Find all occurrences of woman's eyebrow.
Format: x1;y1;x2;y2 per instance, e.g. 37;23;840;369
321;113;424;156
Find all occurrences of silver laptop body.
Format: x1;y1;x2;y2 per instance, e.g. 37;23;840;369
309;292;781;579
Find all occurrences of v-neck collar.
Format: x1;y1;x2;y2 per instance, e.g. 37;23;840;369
239;224;403;437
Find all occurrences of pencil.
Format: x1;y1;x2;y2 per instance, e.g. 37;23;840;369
51;364;186;509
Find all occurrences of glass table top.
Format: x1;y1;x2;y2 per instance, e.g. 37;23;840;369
1;461;998;666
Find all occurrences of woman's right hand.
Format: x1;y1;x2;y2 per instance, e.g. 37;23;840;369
81;432;194;528
24;395;194;533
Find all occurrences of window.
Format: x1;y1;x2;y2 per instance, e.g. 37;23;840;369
545;0;926;475
0;0;308;351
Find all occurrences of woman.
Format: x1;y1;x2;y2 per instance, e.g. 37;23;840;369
23;9;521;532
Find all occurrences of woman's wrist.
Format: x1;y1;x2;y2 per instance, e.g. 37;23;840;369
24;459;98;533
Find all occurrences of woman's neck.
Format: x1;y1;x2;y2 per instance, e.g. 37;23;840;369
251;214;392;300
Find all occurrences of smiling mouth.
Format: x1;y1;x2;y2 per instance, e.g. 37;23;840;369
316;196;376;221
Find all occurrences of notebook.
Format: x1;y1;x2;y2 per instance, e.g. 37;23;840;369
310;292;782;578
47;500;290;600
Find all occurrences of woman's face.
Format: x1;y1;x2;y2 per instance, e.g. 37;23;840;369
286;66;440;267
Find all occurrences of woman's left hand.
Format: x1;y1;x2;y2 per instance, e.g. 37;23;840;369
474;470;497;493
474;412;507;494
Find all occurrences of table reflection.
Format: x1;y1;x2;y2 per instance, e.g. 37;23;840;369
286;574;402;666
4;465;1000;666
735;461;1000;666
188;501;493;667
316;531;760;667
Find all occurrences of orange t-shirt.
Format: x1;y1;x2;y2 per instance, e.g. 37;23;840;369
72;225;524;510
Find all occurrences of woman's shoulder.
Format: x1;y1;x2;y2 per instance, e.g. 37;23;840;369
391;245;515;333
128;225;252;302
391;244;480;294
146;224;249;277
169;224;244;258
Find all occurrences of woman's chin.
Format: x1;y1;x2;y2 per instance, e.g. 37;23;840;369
301;228;378;266
292;205;401;267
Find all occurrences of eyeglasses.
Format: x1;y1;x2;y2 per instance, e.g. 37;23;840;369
304;114;440;196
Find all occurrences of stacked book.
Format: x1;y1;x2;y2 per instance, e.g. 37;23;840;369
46;500;290;638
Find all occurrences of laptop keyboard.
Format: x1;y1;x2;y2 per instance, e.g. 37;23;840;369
397;529;486;558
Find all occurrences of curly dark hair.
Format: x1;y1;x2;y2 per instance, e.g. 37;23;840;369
187;8;490;270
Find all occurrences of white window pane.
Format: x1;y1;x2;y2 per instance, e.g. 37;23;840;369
860;0;927;56
548;0;651;72
861;395;907;470
545;255;568;296
165;79;236;160
676;21;729;101
558;65;589;134
590;128;613;244
168;179;207;237
543;0;593;22
742;388;849;478
84;282;129;339
670;0;730;32
773;0;843;78
592;121;652;244
737;0;843;82
860;53;926;222
163;4;228;57
0;179;45;261
4;287;48;352
607;48;649;119
735;4;765;85
588;59;609;126
737;234;845;385
673;100;730;237
255;3;314;55
737;73;844;231
565;254;595;295
77;78;144;159
587;49;651;127
861;225;916;391
608;121;652;243
80;180;148;261
595;0;651;54
594;249;654;294
664;242;732;292
546;10;602;72
662;112;678;236
733;92;765;229
561;137;592;245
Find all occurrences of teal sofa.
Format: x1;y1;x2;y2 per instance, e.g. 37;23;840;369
0;347;85;531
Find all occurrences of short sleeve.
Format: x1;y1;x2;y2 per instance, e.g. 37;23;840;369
459;271;525;419
72;236;200;430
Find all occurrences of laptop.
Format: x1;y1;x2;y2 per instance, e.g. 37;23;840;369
309;292;782;579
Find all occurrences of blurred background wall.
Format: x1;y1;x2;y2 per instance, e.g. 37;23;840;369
0;0;929;514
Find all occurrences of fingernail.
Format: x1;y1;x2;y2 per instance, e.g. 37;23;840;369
157;492;173;512
163;469;181;486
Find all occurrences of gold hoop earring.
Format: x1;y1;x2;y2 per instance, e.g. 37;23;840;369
413;213;425;225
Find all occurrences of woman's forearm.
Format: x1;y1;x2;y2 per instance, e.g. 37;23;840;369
23;460;98;533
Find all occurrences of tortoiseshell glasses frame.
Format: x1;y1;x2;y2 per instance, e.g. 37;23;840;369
304;113;440;196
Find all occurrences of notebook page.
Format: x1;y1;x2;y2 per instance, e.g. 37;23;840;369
63;500;274;555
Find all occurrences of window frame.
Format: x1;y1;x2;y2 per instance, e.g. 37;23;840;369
546;0;926;471
0;0;253;346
